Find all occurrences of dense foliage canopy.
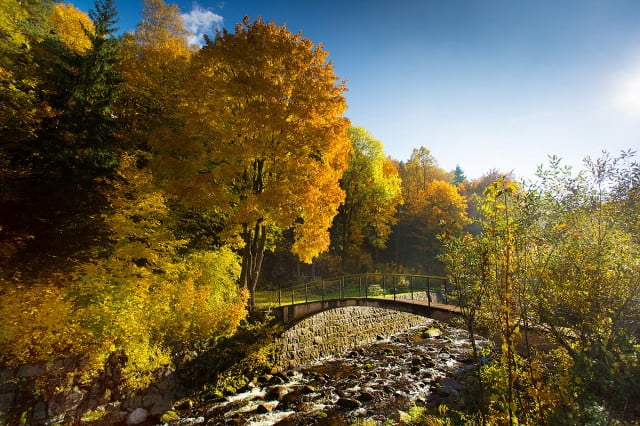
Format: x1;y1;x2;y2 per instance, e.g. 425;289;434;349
1;2;637;424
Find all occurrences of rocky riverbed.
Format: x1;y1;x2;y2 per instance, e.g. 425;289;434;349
164;320;487;425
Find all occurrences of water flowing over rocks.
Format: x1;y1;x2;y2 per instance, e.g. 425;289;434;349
168;320;487;425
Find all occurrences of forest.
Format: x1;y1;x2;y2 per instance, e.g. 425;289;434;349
1;0;639;424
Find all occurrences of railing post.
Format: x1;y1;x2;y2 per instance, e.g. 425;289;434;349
305;283;308;304
322;280;325;302
393;275;396;301
278;287;281;306
427;277;431;307
365;276;368;299
382;274;386;296
341;276;345;299
444;279;448;304
358;277;362;297
410;276;414;301
291;288;295;305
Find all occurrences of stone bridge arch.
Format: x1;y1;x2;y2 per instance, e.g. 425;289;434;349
272;299;461;369
273;298;460;327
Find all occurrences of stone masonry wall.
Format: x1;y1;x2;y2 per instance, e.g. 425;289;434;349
276;306;430;370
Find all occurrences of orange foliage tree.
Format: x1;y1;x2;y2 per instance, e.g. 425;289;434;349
152;17;351;305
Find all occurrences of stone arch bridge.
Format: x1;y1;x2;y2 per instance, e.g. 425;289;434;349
273;297;460;326
259;274;463;369
259;273;462;326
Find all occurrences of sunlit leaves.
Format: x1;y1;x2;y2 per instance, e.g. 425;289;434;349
441;152;640;422
152;17;350;302
331;127;403;271
51;3;94;54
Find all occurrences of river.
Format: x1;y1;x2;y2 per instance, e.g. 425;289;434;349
165;320;486;425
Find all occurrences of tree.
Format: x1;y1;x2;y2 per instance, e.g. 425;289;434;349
0;0;123;275
50;3;94;54
440;152;640;423
401;146;449;209
331;127;403;272
120;0;192;146
452;164;466;185
390;148;466;271
153;17;351;306
0;0;53;147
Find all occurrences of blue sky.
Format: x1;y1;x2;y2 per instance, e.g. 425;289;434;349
74;0;640;180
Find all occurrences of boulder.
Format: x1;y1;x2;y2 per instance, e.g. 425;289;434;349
265;385;289;401
356;392;374;403
336;397;361;410
126;408;149;425
256;403;275;414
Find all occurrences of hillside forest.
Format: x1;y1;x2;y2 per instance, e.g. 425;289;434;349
1;0;639;424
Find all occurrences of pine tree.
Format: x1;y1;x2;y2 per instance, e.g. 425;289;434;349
453;164;467;185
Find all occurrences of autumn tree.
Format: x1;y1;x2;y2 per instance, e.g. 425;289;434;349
51;3;94;54
440;152;640;423
0;0;124;275
120;0;192;146
330;127;403;272
387;147;466;271
0;0;53;153
153;17;351;306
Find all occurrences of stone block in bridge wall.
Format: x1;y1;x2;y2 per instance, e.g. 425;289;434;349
275;306;430;370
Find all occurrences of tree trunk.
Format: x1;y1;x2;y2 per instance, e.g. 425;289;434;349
240;220;267;308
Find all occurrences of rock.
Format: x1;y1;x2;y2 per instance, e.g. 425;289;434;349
256;403;274;414
273;371;289;382
257;374;272;384
437;386;460;401
356;392;374;403
126;408;149;425
16;364;45;377
174;399;193;410
265;385;289;401
439;378;465;391
337;397;362;410
0;368;15;383
146;394;173;415
33;401;47;422
423;327;442;338
280;389;304;407
268;375;285;385
0;393;15;411
175;416;205;425
301;385;316;394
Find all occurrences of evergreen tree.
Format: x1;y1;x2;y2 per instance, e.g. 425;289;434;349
73;0;122;178
453;164;467;185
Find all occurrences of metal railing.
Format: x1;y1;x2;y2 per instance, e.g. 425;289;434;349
256;273;453;308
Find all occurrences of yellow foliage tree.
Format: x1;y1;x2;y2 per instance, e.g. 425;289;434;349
332;127;403;272
51;3;94;54
120;0;192;143
419;179;469;237
153;17;351;305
